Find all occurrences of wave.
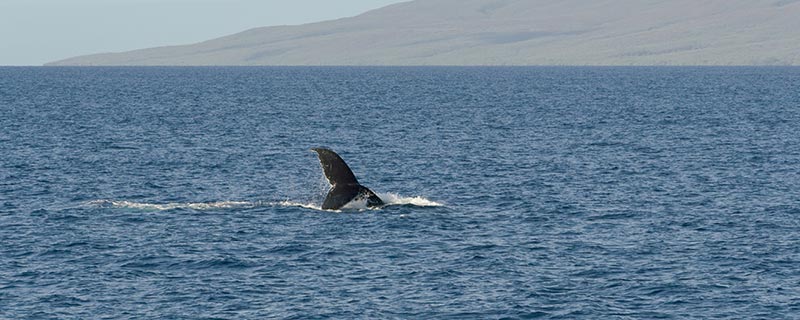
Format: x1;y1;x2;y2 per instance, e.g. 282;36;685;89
85;194;442;212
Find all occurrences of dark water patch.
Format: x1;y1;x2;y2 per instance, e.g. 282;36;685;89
585;212;637;221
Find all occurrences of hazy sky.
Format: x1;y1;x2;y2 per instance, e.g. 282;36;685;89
0;0;408;66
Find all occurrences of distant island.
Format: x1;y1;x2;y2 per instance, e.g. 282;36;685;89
47;0;800;66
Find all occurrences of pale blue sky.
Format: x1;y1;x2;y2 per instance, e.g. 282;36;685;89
0;0;408;65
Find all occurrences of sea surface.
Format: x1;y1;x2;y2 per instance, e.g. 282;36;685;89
1;66;799;319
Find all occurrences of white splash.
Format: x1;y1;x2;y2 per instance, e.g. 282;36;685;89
377;193;445;207
274;200;323;211
340;197;372;211
323;193;444;211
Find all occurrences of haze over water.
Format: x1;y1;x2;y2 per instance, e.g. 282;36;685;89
1;67;799;318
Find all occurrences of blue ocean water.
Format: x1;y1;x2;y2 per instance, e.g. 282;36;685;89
1;66;799;319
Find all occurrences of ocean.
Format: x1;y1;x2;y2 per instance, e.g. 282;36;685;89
1;66;799;319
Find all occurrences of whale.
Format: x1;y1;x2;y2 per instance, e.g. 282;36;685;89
311;148;384;210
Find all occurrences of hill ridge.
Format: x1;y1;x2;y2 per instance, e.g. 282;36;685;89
47;0;800;66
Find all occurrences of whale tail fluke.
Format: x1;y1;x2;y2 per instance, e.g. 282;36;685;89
311;148;384;210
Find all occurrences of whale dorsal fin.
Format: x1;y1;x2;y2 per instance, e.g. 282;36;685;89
311;147;359;186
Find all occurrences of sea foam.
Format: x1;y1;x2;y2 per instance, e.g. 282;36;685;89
85;193;443;212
